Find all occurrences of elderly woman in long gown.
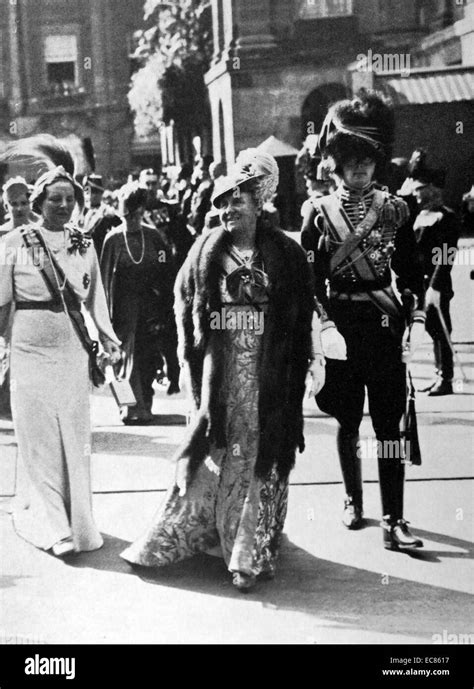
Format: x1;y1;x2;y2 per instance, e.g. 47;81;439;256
121;150;326;590
0;136;121;556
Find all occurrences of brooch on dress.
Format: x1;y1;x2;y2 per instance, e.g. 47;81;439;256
68;228;92;256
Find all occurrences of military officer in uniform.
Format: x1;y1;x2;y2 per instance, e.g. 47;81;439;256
410;155;460;396
302;90;426;551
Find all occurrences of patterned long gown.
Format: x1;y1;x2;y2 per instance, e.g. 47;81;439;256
121;245;289;577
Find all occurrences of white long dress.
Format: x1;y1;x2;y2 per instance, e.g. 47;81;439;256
0;224;120;552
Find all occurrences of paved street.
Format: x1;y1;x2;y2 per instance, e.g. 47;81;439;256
0;258;473;645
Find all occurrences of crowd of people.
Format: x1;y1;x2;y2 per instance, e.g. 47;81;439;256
0;89;469;591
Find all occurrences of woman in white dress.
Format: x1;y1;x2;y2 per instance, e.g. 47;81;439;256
0;138;121;556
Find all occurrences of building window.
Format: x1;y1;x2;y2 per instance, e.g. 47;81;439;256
298;0;353;20
44;34;78;95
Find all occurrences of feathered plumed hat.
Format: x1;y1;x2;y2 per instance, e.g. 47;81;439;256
317;90;395;168
212;149;279;209
1;134;84;213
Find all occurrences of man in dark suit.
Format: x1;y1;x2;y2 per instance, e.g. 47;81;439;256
80;174;122;257
411;164;460;396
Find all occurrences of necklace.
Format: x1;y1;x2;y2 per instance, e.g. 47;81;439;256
50;256;68;292
38;228;68;292
123;225;145;265
231;243;255;263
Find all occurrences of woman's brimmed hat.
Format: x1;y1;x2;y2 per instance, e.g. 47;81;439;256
2;176;30;196
409;148;446;190
212;149;279;209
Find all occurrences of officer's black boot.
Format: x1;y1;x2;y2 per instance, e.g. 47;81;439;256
428;337;454;394
428;316;454;396
337;427;364;529
382;517;424;549
379;453;423;549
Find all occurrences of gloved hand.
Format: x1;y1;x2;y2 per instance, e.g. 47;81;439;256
425;287;441;309
175;456;190;497
306;355;326;397
102;339;122;365
401;321;426;364
321;325;347;360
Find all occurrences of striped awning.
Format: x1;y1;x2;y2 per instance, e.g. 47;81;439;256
377;69;474;105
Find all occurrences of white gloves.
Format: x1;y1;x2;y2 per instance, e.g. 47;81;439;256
425;287;441;309
306;356;326;397
175;456;190;497
401;321;426;364
321;325;347;360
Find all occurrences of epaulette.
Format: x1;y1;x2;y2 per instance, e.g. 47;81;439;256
380;194;410;228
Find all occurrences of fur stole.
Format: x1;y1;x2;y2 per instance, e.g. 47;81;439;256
174;222;314;481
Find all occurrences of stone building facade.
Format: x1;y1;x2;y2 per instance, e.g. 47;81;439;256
0;0;147;183
205;0;473;208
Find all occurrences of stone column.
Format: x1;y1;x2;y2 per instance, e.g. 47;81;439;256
89;0;108;103
234;0;277;53
8;0;25;116
456;0;474;66
211;0;222;64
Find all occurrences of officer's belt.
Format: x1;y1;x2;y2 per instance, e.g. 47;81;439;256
16;299;78;312
330;291;372;301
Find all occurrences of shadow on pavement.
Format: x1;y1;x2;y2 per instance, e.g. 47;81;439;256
92;431;178;458
421;416;474;425
401;527;473;563
62;534;135;575
62;531;474;641
0;573;37;590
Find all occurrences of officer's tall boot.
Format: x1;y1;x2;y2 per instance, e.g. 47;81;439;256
379;452;423;550
337;427;363;529
429;337;454;396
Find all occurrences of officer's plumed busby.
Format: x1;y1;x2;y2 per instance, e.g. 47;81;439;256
318;90;395;176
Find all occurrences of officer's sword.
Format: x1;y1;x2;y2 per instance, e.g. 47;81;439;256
435;304;468;382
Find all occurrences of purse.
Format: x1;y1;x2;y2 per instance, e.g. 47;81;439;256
108;372;137;407
401;370;422;466
21;227;106;388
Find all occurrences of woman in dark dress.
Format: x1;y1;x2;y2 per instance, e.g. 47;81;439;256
100;183;180;424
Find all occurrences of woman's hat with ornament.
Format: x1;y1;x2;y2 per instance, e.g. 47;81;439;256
212;149;279;209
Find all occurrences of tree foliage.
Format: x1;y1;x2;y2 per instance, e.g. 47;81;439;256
129;0;213;138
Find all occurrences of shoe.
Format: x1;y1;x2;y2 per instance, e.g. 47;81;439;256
232;571;256;592
342;499;364;529
52;538;75;557
122;414;153;425
156;371;166;385
428;380;453;396
166;381;180;395
382;518;424;550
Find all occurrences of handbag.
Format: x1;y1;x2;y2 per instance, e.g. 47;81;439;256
401;370;422;466
21;227;106;388
107;367;137;407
